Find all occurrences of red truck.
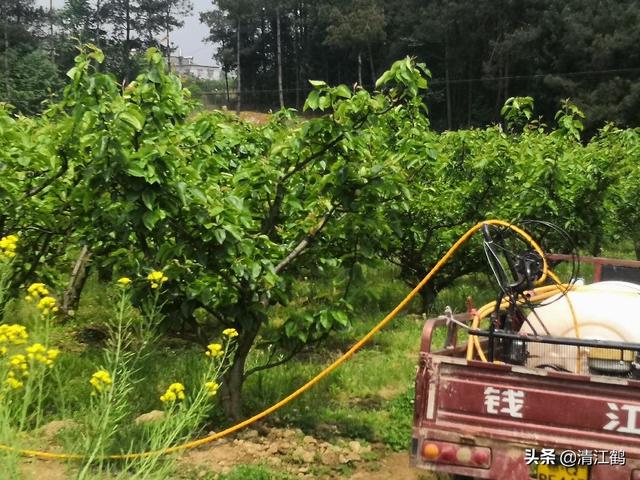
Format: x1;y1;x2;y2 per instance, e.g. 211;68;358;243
411;256;640;480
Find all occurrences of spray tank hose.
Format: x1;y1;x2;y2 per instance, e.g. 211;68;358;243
0;220;547;461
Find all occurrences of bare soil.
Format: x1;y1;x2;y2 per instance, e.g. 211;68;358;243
182;426;439;479
238;111;272;124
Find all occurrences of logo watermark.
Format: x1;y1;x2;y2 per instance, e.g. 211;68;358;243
525;448;626;466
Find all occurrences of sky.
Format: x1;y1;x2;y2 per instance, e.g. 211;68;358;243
37;0;218;66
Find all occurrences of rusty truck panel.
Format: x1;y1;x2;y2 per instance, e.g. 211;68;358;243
411;313;640;480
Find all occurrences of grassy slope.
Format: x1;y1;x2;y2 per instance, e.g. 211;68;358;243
6;261;502;478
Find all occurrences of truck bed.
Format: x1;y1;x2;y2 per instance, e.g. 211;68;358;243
411;314;640;480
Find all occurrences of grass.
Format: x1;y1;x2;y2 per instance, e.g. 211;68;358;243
7;242;625;477
0;257;499;478
219;464;292;479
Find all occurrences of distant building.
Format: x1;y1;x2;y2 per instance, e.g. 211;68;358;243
170;55;221;81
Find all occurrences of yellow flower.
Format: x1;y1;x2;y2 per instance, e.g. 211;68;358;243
26;283;49;299
222;328;238;338
0;324;29;345
24;343;58;366
27;343;47;364
205;343;223;358
160;382;185;404
4;376;23;390
35;296;59;316
204;381;219;397
90;369;113;394
147;271;168;289
0;234;18;260
8;354;28;376
117;277;132;286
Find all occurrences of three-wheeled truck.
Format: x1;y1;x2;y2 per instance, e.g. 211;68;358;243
411;223;640;480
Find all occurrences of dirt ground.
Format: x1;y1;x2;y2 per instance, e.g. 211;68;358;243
238;111;272;124
182;426;435;479
17;424;435;479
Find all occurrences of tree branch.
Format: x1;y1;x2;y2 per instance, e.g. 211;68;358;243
260;133;345;236
273;206;337;275
23;147;70;198
243;347;301;379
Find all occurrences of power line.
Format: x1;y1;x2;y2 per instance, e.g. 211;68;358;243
197;66;640;95
431;67;640;86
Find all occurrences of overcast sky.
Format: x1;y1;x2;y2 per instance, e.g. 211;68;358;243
37;0;217;66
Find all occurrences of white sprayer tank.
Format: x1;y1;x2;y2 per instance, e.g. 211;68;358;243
520;281;640;373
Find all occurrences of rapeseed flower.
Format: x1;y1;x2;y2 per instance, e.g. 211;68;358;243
117;277;132;287
205;343;223;358
147;271;168;289
26;283;49;301
8;354;28;376
204;381;219;397
4;375;23;390
36;296;59;316
0;234;18;260
26;343;47;363
160;382;185;403
90;369;113;394
47;348;60;363
0;324;28;345
25;343;58;366
222;328;238;338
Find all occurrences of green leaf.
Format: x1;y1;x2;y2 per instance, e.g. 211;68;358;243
214;229;226;245
319;95;331;111
142;211;158;230
335;85;352;99
319;312;332;330
332;311;349;327
127;165;147;177
250;263;261;279
120;111;144;131
305;90;320;111
141;191;155;210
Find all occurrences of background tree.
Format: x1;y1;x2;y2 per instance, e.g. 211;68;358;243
322;0;386;88
0;0;60;112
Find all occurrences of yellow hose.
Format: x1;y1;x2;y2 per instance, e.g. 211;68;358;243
466;282;579;362
0;220;547;461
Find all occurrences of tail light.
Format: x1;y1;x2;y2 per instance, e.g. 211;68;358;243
421;440;491;468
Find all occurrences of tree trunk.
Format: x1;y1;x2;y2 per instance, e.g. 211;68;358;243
420;284;438;313
124;0;131;82
220;318;262;421
591;229;603;257
62;246;91;318
357;51;362;86
49;0;54;62
165;4;171;68
3;4;9;103
503;58;509;102
236;16;241;115
225;69;230;104
95;0;101;49
467;66;472;126
294;14;300;109
367;43;376;87
444;34;453;130
276;6;284;109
